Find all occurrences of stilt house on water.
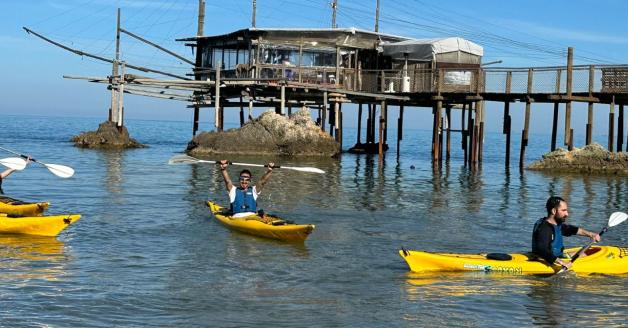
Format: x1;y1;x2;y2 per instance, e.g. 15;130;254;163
178;27;484;155
180;27;483;94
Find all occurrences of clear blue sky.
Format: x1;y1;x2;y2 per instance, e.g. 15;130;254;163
2;0;627;134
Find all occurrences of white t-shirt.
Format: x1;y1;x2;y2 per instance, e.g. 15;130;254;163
229;185;260;218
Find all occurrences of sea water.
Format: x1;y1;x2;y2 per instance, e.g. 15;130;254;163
0;115;626;327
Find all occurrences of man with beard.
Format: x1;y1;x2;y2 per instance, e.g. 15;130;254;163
532;196;601;269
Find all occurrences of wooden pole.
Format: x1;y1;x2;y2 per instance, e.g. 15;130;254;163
192;2;204;136
617;104;624;152
375;0;380;32
252;0;256;28
551;69;561;151
461;103;468;165
446;106;451;160
193;106;200;136
433;101;442;162
504;71;512;166
520;68;533;169
565;47;574;148
197;0;205;35
109;8;121;124
477;101;484;163
322;92;327;132
357;103;363;144
587;65;595;145
239;96;245;126
609;97;615;152
397;104;404;160
280;85;285;115
379;100;385;164
215;61;221;131
117;61;125;129
331;0;337;28
335;101;341;144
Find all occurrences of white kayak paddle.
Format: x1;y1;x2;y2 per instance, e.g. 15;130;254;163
168;154;326;174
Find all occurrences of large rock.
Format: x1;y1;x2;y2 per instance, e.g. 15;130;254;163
71;121;146;149
187;109;339;157
528;143;628;175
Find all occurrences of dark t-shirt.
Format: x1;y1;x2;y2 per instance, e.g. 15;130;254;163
532;218;579;263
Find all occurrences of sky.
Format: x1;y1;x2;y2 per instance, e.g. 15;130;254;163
1;0;628;135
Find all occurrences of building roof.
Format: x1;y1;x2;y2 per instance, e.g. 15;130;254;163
382;37;484;61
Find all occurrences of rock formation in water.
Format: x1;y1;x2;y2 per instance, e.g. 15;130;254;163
187;109;339;157
71;121;146;149
528;143;628;175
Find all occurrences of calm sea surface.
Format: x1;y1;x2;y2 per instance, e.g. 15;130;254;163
1;115;626;327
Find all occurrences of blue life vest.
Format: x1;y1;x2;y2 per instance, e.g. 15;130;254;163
552;224;565;257
231;186;257;214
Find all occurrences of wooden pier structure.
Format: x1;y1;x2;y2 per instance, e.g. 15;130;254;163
30;6;627;169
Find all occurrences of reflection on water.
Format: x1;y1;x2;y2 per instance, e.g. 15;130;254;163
0;235;67;282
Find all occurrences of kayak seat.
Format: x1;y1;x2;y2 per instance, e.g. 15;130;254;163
486;253;512;261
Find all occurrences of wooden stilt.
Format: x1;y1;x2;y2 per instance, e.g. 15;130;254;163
551;103;559;151
609;97;615;152
433;100;442;162
565;48;574;149
461;103;467;165
552;69;561;151
439;117;444;162
215;61;221;131
467;103;474;166
397;105;404;160
504;72;512;166
587;65;594;145
329;101;336;137
505;114;511;168
520;68;533;169
193;106;200;136
617;104;624;152
322;92;327;132
379;100;386;164
446;106;451;160
383;101;388;145
370;103;376;143
357;103;363;144
239;96;244;127
477;101;484;163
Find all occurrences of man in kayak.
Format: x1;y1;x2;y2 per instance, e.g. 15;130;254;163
219;160;274;218
532;196;601;269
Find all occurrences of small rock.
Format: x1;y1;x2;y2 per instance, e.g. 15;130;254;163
187;109;339;157
527;143;627;175
71;121;146;149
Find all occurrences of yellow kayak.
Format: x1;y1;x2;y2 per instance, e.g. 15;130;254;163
207;201;314;242
0;213;80;237
399;246;628;275
0;195;49;216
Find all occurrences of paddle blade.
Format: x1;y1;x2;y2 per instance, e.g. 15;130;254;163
44;163;75;178
608;212;628;227
280;166;326;174
168;154;203;165
0;157;27;171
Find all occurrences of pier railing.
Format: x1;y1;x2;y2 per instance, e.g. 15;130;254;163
220;63;628;95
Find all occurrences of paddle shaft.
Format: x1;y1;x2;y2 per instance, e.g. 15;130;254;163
570;227;608;263
168;155;325;174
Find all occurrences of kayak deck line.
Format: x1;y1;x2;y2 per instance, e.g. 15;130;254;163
206;201;314;242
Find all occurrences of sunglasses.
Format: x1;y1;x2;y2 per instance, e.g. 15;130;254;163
239;176;251;182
